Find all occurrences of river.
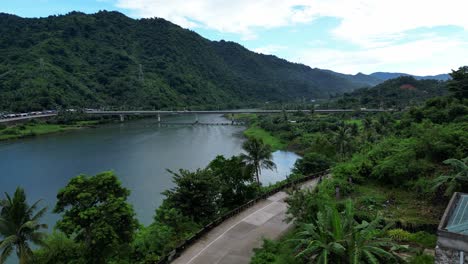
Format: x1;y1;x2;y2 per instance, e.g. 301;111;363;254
0;114;299;227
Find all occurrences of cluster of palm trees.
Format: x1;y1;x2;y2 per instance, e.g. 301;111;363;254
291;201;402;264
0;188;47;264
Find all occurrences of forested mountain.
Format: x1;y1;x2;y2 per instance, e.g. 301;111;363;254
369;72;450;81
0;11;365;112
330;75;448;109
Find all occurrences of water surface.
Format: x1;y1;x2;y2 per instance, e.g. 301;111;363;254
0;114;299;227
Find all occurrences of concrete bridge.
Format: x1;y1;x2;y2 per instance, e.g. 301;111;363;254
84;109;389;122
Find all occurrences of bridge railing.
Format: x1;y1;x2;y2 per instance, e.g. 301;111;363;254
156;169;330;264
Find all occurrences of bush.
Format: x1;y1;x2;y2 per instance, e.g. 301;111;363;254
0;124;6;130
387;228;412;242
293;152;331;175
408;254;434;264
409;231;437;248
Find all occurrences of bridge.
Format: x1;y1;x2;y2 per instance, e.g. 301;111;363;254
84;109;389;122
0;109;390;124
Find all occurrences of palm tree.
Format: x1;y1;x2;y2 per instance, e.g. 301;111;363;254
432;157;468;197
0;187;47;264
290;201;401;264
241;137;276;184
290;207;347;263
332;125;352;161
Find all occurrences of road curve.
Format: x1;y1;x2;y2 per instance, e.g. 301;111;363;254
172;177;322;264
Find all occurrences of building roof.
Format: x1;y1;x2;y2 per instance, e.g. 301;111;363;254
446;194;468;235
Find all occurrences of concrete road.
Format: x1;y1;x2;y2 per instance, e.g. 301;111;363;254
172;177;322;264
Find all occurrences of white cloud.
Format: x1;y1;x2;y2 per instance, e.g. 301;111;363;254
116;0;468;73
294;36;468;75
253;45;287;55
116;0;468;43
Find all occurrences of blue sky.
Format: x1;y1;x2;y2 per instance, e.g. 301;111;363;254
2;0;467;75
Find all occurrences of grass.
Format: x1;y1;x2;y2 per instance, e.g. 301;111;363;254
244;124;286;151
0;122;96;141
251;229;301;264
344;119;363;129
351;182;445;227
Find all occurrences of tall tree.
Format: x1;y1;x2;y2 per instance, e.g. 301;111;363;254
448;66;468;99
241;137;276;184
0;187;47;264
332;125;353;161
54;171;138;264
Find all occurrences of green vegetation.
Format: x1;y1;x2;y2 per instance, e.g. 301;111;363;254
250;67;468;263
0;188;47;264
244;124;286;151
0;113;110;141
241;137;277;183
0;11;365;112
330;76;448;109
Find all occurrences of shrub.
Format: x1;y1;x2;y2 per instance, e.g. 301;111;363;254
387;228;412;242
409;231;437;248
293;152;331;175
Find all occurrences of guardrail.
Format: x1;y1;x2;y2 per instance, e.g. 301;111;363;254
157;169;330;264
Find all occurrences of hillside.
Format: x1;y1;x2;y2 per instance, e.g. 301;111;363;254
370;72;450;81
0;11;364;112
330;76;448;109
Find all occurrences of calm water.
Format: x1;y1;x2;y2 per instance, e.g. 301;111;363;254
0;114;299;227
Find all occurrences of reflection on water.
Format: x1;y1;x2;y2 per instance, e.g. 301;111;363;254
0;114;299;227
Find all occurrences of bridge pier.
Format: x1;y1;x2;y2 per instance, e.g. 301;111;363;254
157;113;161;122
119;114;125;122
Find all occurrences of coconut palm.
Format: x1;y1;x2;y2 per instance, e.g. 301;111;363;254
332;125;352;161
0;187;47;264
290;201;401;264
241;137;276;184
290;207;347;263
432;157;468;197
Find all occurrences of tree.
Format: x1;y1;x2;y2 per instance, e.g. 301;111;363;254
290;201;400;264
162;169;221;224
34;232;85;264
54;171;138;264
332;125;353;161
0;187;47;264
241;137;277;184
432;157;468;197
293;152;331;175
208;155;257;209
447;66;468;99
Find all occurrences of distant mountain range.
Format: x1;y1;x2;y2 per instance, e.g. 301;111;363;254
0;11;451;111
326;71;450;88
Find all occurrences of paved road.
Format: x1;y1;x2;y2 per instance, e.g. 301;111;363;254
172;177;323;264
0;114;56;123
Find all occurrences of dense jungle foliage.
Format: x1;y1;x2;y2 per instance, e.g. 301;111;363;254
0;11;368;112
249;66;467;263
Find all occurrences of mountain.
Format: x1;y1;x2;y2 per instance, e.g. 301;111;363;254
329;76;448;109
0;11;363;112
370;72;450;82
323;70;383;87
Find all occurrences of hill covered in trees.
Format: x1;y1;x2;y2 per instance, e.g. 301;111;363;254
330;76;448;109
0;11;370;112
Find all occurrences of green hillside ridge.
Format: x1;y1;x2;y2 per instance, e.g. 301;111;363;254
330;76;448;109
0;11;364;112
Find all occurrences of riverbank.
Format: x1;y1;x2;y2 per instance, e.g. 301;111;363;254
232;113;287;151
0;120;100;141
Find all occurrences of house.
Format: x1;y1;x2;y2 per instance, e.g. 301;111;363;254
436;192;468;263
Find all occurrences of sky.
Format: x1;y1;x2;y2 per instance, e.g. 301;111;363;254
1;0;467;75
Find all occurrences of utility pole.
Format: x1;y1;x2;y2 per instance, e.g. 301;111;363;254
138;64;144;82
